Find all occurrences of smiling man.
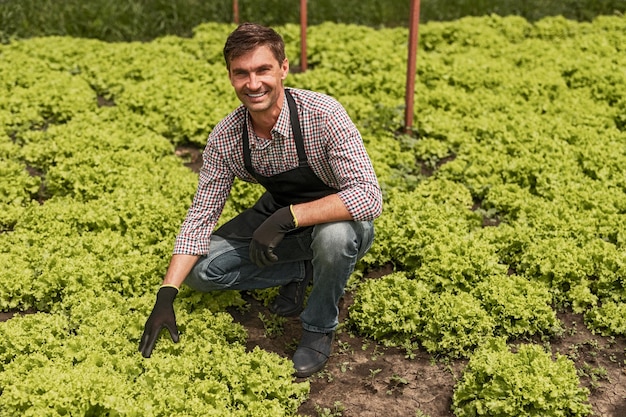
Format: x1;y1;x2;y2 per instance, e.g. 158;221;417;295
139;23;383;378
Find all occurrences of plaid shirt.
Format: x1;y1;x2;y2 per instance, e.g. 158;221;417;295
174;88;383;255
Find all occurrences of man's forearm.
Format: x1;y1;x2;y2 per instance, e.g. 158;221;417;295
291;194;353;227
162;254;201;288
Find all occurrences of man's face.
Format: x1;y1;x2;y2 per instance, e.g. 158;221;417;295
228;45;289;116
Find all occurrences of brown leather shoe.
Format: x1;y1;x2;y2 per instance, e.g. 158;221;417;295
293;330;334;378
270;261;312;317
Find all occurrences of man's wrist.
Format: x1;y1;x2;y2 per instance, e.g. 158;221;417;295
156;285;179;303
160;284;180;291
289;204;299;228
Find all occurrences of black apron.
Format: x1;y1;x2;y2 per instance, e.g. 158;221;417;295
213;89;337;240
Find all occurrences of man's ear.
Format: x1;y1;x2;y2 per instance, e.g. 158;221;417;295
281;58;289;80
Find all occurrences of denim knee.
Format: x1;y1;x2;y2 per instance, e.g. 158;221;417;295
183;237;249;292
311;221;374;263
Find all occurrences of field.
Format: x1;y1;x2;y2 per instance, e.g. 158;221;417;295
1;15;626;416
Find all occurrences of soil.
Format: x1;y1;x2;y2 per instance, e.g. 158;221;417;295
229;270;626;417
3;145;626;417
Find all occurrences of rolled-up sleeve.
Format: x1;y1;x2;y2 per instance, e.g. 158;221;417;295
173;140;234;255
325;106;383;221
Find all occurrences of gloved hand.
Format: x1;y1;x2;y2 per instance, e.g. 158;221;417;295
138;285;179;358
250;205;298;267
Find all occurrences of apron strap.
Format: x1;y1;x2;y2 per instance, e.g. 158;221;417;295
284;90;309;168
242;89;308;176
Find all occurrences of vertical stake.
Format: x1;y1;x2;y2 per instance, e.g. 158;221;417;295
300;0;308;72
405;0;421;134
233;0;239;24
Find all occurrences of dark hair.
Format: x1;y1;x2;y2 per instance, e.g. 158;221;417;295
223;23;286;69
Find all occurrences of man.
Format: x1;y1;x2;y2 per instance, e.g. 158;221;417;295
139;22;382;378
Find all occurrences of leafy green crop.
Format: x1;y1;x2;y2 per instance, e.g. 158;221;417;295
472;274;560;338
1;14;625;416
0;292;307;416
349;272;432;345
350;272;558;358
452;338;592;417
0;159;40;229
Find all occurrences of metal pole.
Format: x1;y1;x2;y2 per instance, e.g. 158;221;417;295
405;0;420;134
300;0;308;72
233;0;239;24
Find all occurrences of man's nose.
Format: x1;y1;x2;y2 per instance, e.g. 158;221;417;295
248;73;261;89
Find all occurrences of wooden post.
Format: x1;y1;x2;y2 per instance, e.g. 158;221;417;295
300;0;308;72
233;0;239;24
405;0;420;134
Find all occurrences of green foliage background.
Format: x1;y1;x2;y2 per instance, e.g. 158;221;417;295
1;0;625;41
0;10;625;417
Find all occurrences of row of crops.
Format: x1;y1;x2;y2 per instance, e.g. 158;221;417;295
1;15;625;416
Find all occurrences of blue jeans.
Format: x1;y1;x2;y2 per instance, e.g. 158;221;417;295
184;220;374;333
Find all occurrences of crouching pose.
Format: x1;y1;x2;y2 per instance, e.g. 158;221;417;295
139;22;382;378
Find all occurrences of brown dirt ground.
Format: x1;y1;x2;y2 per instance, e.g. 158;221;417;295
228;266;626;417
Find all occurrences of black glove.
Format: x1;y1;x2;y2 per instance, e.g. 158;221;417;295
138;285;179;358
250;206;297;267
